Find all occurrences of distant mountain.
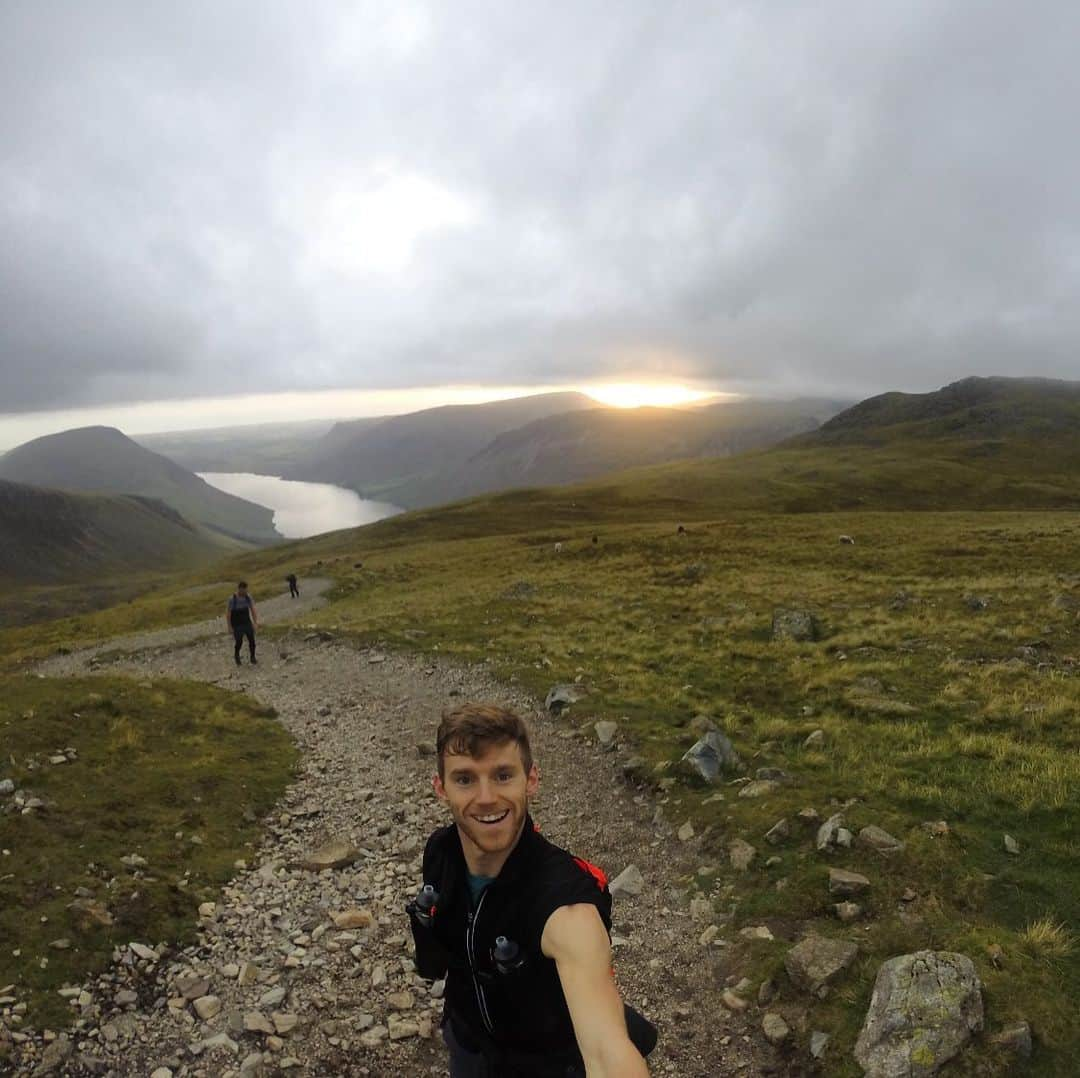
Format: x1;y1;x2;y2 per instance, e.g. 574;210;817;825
391;397;849;507
288;392;597;497
798;376;1080;447
288;392;848;509
0;426;280;544
0;479;228;584
137;418;337;474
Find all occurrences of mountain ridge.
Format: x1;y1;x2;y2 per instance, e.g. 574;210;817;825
0;425;280;545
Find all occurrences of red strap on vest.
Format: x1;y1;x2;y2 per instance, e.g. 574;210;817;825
572;856;608;890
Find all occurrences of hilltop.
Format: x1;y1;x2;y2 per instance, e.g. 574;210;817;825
0;426;280;545
799;376;1080;447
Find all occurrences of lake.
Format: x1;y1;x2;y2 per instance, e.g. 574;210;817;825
199;472;402;539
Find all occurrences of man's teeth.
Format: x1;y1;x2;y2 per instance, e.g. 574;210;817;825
476;811;509;823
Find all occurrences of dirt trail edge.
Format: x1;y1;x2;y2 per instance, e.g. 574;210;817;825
28;597;779;1078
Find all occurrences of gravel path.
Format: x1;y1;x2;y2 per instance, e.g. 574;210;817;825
48;578;335;667
21;592;781;1078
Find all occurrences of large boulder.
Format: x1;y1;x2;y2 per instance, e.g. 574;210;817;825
680;731;741;783
854;951;983;1077
772;608;818;642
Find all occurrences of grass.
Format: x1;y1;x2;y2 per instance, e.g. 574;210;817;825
4;445;1079;1072
0;675;297;1030
228;505;1078;1075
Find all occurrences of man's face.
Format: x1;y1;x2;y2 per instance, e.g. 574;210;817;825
433;740;539;869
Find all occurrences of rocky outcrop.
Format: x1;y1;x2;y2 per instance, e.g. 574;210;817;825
854;951;983;1076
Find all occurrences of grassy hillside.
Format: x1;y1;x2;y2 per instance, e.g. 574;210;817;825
798;375;1080;447
249;507;1078;1076
0;426;280;545
0;479;235;590
0;676;295;1028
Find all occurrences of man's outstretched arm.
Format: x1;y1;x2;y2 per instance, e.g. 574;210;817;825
541;903;649;1077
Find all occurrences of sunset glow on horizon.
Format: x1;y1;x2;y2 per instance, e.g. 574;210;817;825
583;383;721;409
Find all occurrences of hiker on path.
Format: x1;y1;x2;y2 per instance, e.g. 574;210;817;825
286;572;299;598
225;581;258;665
408;704;654;1077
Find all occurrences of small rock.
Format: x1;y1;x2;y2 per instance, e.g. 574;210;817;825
1003;834;1020;856
762;1013;791;1045
739;779;780;799
729;839;756;872
828;867;871;897
608;864;645;898
803;729;825;750
816;813;846;851
677;821;695;842
991;1020;1032;1058
721;990;748;1012
295;839;361;871
771;608;817;642
331;908;374;929
545;684;586;714
594;721;618;747
784;936;859;996
764;819;791;845
858;825;905;855
243;1012;275;1035
809;1031;829;1060
833;902;863;924
193;995;222;1021
386;991;415;1011
740;925;774;942
271;1013;299;1036
680;731;741;783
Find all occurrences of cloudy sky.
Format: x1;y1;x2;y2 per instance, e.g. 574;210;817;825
1;1;1078;444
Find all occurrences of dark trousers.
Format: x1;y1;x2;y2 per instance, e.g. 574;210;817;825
233;623;255;662
289;582;299;597
443;1022;584;1078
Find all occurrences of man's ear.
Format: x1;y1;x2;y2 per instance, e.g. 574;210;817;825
433;773;448;802
525;763;540;798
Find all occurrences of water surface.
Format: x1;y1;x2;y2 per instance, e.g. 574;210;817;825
199;472;402;539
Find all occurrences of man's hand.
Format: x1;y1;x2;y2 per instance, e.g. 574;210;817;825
541;903;649;1077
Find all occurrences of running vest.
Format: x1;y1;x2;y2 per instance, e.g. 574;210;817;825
409;817;649;1075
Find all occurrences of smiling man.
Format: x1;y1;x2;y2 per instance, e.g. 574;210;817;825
407;704;653;1077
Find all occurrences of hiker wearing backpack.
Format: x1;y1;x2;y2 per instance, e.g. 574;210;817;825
225;581;258;665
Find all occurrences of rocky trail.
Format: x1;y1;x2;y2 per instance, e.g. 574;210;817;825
13;587;782;1078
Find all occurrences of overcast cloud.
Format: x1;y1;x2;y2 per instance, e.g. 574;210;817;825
1;0;1078;419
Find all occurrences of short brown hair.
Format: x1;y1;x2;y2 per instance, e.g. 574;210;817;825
437;704;533;778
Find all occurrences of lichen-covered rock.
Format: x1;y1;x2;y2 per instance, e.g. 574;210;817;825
854;951;983;1077
772;608;817;642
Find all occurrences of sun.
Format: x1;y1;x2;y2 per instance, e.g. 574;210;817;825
583;383;715;409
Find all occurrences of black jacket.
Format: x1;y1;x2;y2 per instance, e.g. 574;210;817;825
408;816;613;1073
